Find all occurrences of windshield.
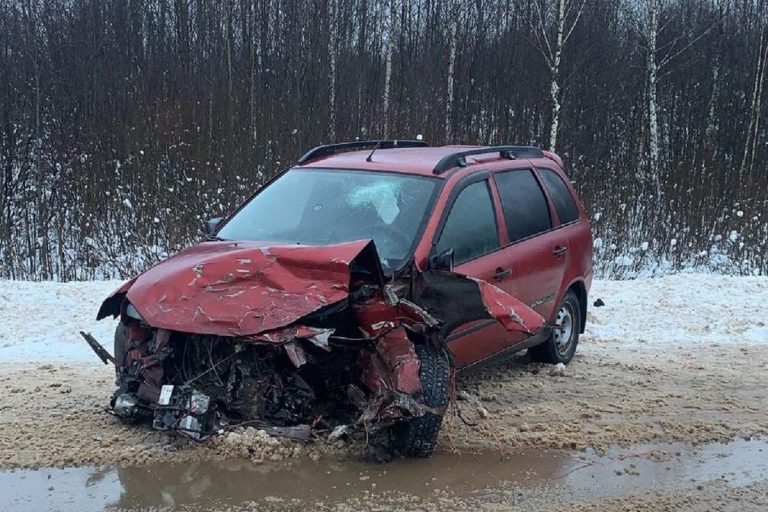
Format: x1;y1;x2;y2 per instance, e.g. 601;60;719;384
216;168;439;271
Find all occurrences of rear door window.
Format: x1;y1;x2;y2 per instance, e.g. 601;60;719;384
436;180;499;263
494;170;552;242
538;168;580;224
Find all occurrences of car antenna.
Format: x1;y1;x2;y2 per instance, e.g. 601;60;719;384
366;140;385;162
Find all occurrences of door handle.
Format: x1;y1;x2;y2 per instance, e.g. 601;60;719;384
553;245;569;257
493;267;512;280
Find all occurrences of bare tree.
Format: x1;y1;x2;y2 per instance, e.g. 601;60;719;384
632;0;713;192
644;0;661;184
382;0;397;138
741;23;768;176
445;2;460;142
0;0;766;280
532;0;587;151
328;0;338;140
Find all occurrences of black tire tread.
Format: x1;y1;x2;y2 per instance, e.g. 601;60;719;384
114;322;128;368
395;342;450;457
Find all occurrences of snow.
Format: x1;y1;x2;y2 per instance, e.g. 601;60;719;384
586;274;768;347
0;274;765;364
0;280;121;362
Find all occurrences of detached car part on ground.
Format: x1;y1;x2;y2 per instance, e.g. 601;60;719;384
84;240;545;456
82;141;592;457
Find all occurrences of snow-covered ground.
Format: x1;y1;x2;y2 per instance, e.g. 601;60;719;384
587;273;768;346
0;274;765;363
0;280;122;362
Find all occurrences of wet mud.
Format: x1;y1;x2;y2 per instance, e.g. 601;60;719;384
2;438;767;511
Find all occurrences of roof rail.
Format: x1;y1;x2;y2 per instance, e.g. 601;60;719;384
296;139;429;164
432;145;544;174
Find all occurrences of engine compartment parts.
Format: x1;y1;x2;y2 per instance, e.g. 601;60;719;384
84;240;544;456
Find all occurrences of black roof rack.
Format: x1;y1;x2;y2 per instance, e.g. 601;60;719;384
432;145;544;174
296;139;429;164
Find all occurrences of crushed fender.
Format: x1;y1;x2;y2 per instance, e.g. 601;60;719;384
85;240;543;444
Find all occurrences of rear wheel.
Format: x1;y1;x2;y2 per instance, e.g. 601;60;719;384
393;342;450;457
530;290;581;364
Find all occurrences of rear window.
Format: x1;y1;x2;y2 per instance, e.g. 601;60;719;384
494;170;552;242
538;168;580;224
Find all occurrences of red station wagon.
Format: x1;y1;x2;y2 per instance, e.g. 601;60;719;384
86;140;593;458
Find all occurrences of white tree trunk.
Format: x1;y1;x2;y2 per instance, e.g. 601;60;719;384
548;0;566;151
250;4;258;145
383;0;396;138
705;56;720;142
328;0;337;140
445;10;458;142
647;0;660;186
705;1;725;148
741;25;768;176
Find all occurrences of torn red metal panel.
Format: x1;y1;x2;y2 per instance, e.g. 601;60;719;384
373;327;422;395
357;327;423;422
97;240;383;337
414;270;545;338
467;277;545;336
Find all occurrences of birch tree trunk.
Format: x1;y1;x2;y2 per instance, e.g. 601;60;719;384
328;0;337;140
740;24;768;177
249;2;257;146
445;7;458;142
548;0;566;151
705;0;725;149
646;0;661;188
382;0;396;138
533;0;586;152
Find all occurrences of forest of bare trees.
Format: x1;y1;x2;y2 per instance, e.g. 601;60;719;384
0;0;766;280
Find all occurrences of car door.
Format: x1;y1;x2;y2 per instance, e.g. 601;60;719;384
490;168;567;321
432;175;525;368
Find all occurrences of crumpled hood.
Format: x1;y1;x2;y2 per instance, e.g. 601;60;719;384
98;239;383;337
98;238;545;340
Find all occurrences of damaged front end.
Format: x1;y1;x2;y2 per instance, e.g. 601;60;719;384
84;240;543;452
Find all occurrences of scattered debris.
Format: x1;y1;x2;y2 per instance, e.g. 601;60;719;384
550;363;567;377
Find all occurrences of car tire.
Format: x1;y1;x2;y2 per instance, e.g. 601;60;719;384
530;290;581;365
393;341;450;457
114;322;128;369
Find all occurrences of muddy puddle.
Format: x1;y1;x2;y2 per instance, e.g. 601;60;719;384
2;438;766;511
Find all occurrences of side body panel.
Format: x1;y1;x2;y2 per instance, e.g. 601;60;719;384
532;163;594;325
418;173;526;368
487;166;567;320
413;155;593;369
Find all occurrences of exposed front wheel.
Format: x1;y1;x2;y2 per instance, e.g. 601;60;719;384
393;341;450;457
114;322;128;369
530;290;581;364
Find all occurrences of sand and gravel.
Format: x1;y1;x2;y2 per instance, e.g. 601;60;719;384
1;337;766;470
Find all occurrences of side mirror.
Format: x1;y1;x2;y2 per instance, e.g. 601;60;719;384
204;217;222;237
429;248;455;272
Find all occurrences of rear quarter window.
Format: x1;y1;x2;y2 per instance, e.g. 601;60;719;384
538;168;580;224
494;170;552;242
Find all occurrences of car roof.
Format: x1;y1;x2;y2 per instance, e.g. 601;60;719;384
296;145;563;178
